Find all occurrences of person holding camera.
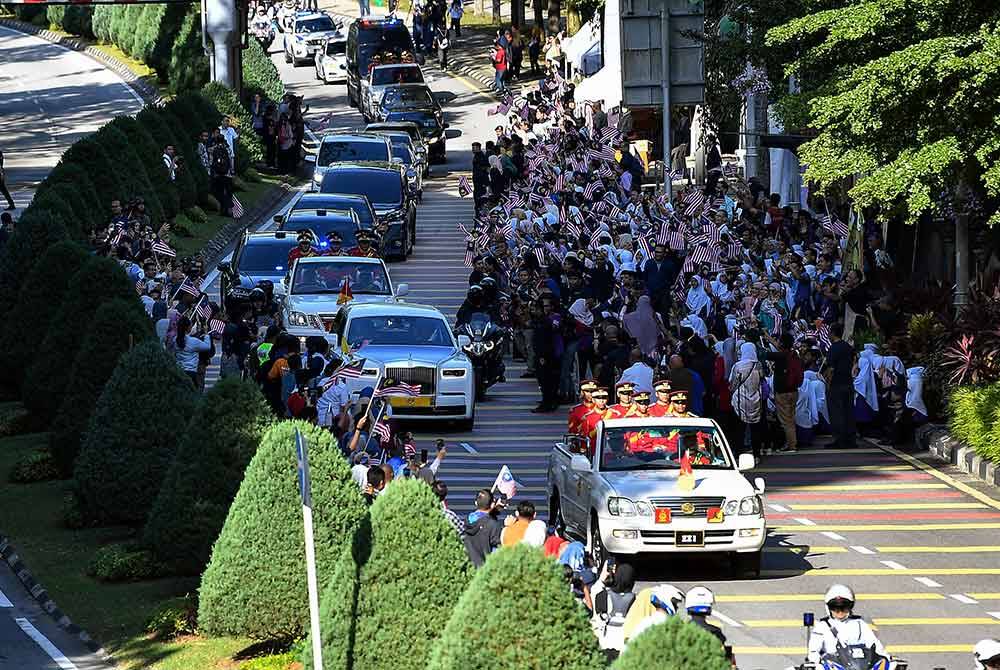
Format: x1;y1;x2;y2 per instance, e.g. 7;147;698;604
462;488;504;567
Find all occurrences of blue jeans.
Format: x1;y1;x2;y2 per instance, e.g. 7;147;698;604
358;0;370;15
494;70;505;91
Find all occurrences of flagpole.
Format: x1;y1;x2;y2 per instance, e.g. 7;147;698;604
361;401;386;455
294;430;324;670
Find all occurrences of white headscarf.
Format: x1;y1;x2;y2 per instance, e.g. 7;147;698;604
711;273;733;303
906;366;928;417
854;347;879;411
568;299;594;327
685;281;712;317
738;341;757;363
681;314;708;341
795;369;828;428
601;243;620;272
864;343;884;372
715;338;737;377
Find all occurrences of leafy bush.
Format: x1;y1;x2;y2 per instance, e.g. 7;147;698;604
611;615;730;670
91;5;112;42
40;161;104;232
0;241;89;385
47;5;93;37
21;188;76;237
9;451;59;484
304;479;471;670
198;421;367;640
0;405;35;438
30;181;91;238
243;37;285;104
0;212;69;325
109;115;179;220
949;383;1000;458
93;124;165;224
87;543;161;582
167;7;210;94
12;5;45;22
74;341;198;525
241;651;300;670
426;545;605;670
136;107;198;210
143;378;273;575
60;137;124;212
201;81;263;170
49;298;156;478
185;205;208;224
22;256;138;418
145;595;199;639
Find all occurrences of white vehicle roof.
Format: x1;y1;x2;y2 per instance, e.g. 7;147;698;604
343;301;444;318
294;255;385;267
601;417;720;430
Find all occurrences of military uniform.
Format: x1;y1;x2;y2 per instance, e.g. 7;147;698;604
667;390;697;417
608;381;635;418
582;389;614;455
623;390;652;418
288;230;319;266
348;229;381;257
568;379;598;435
648;379;673;417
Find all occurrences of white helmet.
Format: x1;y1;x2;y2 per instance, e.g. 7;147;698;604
685;585;715;615
824;583;856;616
650;584;686;615
975;639;1000;670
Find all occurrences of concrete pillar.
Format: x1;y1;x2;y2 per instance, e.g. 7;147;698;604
204;0;243;90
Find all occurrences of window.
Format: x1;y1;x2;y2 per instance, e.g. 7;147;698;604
320;171;402;207
327;41;346;55
346;315;452;347
237;241;298;273
372;66;424;85
296;16;336;33
317;139;389;166
381;87;434;108
292;262;391;295
600;425;732;471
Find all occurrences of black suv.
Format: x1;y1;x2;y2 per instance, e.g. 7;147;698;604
319;163;417;261
345;17;416;110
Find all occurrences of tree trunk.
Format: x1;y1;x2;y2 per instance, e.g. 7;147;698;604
533;0;544;27
547;0;560;35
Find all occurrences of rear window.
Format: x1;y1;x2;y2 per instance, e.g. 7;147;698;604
283;216;359;246
317;138;389;166
327;41;346;55
321;171;402;207
372;66;424;85
381;87;434;108
237;240;297;273
296;16;336;33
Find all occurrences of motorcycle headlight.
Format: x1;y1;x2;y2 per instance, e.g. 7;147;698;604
288;311;309;327
483;340;495;351
608;497;637;517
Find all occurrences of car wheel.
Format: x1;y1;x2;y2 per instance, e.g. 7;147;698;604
550;491;567;536
588;513;606;566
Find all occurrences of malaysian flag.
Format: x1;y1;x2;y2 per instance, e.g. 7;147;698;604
458;175;472;197
563;219;581;240
599;125;623;146
135;279;145;295
375;381;422;397
173;278;199;300
491;465;519;499
683;190;706;216
336;357;367;380
371;416;392;443
583;181;600;199
108;227;125;247
209;318;226;336
587;145;616;163
820;214;848;238
722;163;737;177
195;296;213;320
232;196;245;219
151;240;176;258
667;231;685;251
533;246;546;266
636;235;652;262
763;306;784;336
553;172;565;192
499;221;514;240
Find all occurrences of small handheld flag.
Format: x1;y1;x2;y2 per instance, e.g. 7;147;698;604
491;465;519;499
458;175;472;197
232;195;245;219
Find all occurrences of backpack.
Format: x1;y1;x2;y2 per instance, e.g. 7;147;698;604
211;146;231;176
786;351;804;390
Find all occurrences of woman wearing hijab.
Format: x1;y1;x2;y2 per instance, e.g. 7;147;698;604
905;366;928;428
593;562;637;657
685;276;713;318
712;338;735;436
795;369;828;448
853;344;879;435
623;295;662;358
877;354;908;443
729;341;766;459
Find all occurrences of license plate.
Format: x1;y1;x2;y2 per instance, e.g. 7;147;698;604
389;395;432;408
676;531;704;547
654;508;672;524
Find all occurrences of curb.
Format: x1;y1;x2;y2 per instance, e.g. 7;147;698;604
0;533;109;659
915;423;1000;489
0;18;162;106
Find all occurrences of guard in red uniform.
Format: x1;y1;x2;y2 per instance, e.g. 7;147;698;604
582;388;614;455
323;231;346;256
288;229;319;266
568;379;597;435
608;381;635;417
349;229;380;257
667;390;697;418
648;379;673;417
623;390;651;417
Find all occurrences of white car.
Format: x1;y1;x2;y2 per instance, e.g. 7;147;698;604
329;302;475;427
281;255;403;343
547;417;766;575
284;12;342;66
361;63;425;122
315;35;347;83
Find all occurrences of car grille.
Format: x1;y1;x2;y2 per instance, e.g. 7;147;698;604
646;496;725;516
386;366;435;395
639;529;735;544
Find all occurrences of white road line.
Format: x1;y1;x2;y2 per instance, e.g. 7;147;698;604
793;517;816;526
0;587;12;608
822;531;846;541
713;610;743;628
459;441;477;454
14;618;78;669
950;594;979;604
768;504;789;512
850;546;876;555
988;611;1000;620
880;560;907;570
914;577;942;588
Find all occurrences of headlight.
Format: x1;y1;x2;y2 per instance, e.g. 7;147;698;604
635;502;653;517
442;369;466;377
483;340;495;350
288;311;309;327
608;497;637;517
727;496;763;516
723;500;739;516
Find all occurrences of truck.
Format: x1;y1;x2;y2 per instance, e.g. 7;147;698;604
547;416;766;575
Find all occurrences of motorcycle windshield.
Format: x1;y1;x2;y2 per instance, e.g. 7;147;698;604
468;312;491;338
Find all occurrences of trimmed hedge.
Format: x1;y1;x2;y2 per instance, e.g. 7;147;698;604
49;298;156;478
243;38;285;105
143;377;273;575
93;124;166;224
31;181;92;237
40;161;104;233
202;82;263;171
0;241;90;386
426;545;606;670
305;479;471;670
136;107;199;210
950;383;1000;464
60;137;125;215
611;615;730;670
198;421;367;640
47;5;94;37
74;341;198;525
109;115;179;220
167;6;210;94
0;211;70;326
21;256;139;418
22;188;78;238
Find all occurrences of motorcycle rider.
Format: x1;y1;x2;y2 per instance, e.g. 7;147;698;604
807;584;888;666
685;586;727;645
624;584;686;644
975;640;1000;670
456;285;488;327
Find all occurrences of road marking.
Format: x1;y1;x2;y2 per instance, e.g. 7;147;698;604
822;531;847;541
768;503;789;512
875;546;1000;553
774;483;947;491
743;617;1000;628
768;448;883;455
880;560;907;570
788;502;988;510
733;644;973;654
0;587;12;608
851;545;876;555
764;546;848;554
772;522;1000;531
458;442;477;454
14;618;78;669
878;444;1000;511
793;517;816;526
914;577;943;588
970;594;1000;599
716;593;946;602
950;594;979;604
761;568;1000;576
712;610;743;628
990;612;1000;620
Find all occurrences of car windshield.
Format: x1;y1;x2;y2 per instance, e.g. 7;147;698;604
346;315;452;347
385;111;439;129
292;261;391;295
600;425;732;471
297;16;336;32
237;240;298;273
283;216;358;246
372;67;423;85
381;87;434;108
312;200;374;226
326;41;346;55
321;171;401;207
317;139;389;166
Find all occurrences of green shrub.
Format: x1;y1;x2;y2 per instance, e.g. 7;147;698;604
93;124;165;224
49;298;156;478
131;4;186;75
42;161;104;232
202;193;221;213
244;167;262;183
167;7;210;94
143;378;273;575
611;615;730;670
13;5;45;21
60;137;124;210
73;341;198;525
47;5;93;36
31;181;92;237
0;405;35;438
9;451;59;484
22;256;138;418
183;90;223;130
426;545;605;670
110;115;179;220
91;5;112;42
949;383;1000;454
243;37;285;104
304;479;471;670
46;6;66;30
184;205;208;224
0;241;89;385
202;81;263;170
87;543;161;582
0;212;69;324
198;421;367;640
145;595;198;639
136;107;198;210
241;651;299;670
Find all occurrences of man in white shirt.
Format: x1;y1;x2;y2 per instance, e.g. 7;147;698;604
219;118;238;174
162;145;177;181
316;376;351;427
808;584;888;665
617;348;654;394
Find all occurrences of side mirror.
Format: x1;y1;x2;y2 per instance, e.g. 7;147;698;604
737;453;756;471
327;333;339;349
457;334;471;348
754;476;766;494
570;454;591;472
217;261;232;273
395;282;409;297
305;154;317;163
273;214;284;224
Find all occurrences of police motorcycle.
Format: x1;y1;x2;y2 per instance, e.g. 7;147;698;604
455;311;508;401
789;593;906;670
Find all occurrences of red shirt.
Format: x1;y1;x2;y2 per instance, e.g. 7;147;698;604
648;402;672;418
567;402;592;434
494;46;507;72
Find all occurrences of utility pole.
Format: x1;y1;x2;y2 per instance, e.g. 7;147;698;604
954;182;971;308
204;0;244;91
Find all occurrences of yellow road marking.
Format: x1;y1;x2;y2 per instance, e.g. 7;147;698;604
968;593;1000;599
788;503;987;510
733;645;973;655
769;448;883;455
717;593;945;602
876;546;1000;553
764;546;848;553
757;465;912;473
774;483;949;491
743;617;1000;628
763;568;1000;576
476;419;566;426
879;444;1000;511
772;522;1000;532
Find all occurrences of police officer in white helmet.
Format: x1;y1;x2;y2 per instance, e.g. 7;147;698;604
685;586;726;645
626;584;685;643
807;584;888;665
975;640;1000;670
